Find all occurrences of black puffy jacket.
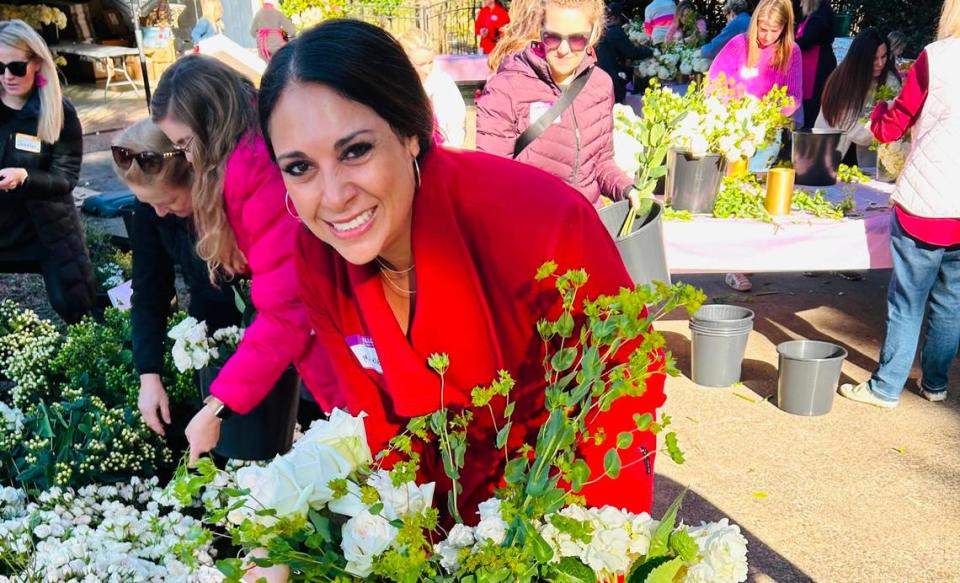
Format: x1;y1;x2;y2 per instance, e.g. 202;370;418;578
0;92;95;322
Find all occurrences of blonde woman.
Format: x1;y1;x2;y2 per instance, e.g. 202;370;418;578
840;0;960;408
476;0;639;206
795;0;836;128
398;29;467;147
112;120;241;439
707;0;802;292
0;20;94;324
150;55;334;462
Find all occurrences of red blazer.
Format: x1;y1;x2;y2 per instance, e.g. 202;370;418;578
296;148;665;519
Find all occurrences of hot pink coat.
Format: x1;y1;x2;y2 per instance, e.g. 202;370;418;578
209;133;337;414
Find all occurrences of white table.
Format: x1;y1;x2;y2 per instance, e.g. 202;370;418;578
662;180;895;274
52;42;141;99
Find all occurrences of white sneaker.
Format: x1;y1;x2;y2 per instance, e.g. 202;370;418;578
917;378;947;402
839;381;898;409
725;272;752;292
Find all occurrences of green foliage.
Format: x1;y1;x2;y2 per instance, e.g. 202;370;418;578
837;164;870;184
714;173;848;221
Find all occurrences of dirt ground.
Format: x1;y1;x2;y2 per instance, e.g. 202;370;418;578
653;272;960;582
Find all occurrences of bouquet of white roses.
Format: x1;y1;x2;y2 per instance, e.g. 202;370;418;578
173;268;749;583
636;45;711;81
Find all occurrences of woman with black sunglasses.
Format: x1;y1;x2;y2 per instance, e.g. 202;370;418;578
476;0;640;208
0;20;94;324
112;120;241;440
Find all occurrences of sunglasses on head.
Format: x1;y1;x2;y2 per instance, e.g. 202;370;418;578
540;30;591;52
112;146;184;174
0;61;29;77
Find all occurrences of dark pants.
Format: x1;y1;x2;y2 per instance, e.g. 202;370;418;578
0;238;79;323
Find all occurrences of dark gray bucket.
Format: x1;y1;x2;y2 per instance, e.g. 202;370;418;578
598;200;671;286
792;129;843;186
776;340;848;416
666;150;725;213
689;305;754;387
855;144;877;169
198;366;301;460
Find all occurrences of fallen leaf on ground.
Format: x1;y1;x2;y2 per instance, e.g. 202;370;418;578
733;391;759;404
893;447;906;455
752;491;769;500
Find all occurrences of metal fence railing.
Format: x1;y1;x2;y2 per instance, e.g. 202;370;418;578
343;0;483;54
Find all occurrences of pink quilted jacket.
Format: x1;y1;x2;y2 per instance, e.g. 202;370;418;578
476;44;633;205
209;132;337;414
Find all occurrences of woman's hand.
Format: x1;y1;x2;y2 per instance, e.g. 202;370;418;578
138;374;171;436
0;168;27;191
185;404;222;464
243;548;290;582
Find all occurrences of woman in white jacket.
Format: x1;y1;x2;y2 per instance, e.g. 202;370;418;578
399;29;467;148
815;27;901;163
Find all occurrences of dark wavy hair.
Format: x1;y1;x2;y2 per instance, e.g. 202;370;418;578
258;19;434;162
820;28;899;129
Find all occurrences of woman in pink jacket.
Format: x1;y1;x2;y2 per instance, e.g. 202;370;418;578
151;55;334;462
475;0;637;206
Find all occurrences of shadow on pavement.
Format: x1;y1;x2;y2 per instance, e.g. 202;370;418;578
653;475;815;583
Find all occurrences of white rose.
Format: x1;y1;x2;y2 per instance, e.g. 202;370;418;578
446;523;476;548
328;479;366;518
475;502;508;546
296;408;373;472
236;460;314;521
170;341;194;373
434;540;461;572
341;509;398;577
367;470;435;520
285;442;354;508
167;317;202;341
477;498;502;521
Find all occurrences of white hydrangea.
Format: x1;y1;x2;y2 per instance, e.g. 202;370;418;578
684;519;749;583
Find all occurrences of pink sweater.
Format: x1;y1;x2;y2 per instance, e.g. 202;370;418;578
707;33;804;126
210;133;338;414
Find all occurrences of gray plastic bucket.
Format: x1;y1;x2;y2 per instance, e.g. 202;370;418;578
598;200;671;286
666;150;726;213
776;340;848;416
689;305;754;387
690;304;755;332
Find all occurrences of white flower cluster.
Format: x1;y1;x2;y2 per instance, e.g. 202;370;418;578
613;103;645;176
637;46;711;80
220;408;436;578
684;519;750;583
432;501;748;583
0;401;23;433
168;318;247;373
0;477;220;582
433;497;509;573
538;505;655;576
625;21;651;47
0;303;60;406
96;262;125;289
167;317;218;372
671;95;767;160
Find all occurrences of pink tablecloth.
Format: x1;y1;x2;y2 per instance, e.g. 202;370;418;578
434;54;489;83
662;180;894;273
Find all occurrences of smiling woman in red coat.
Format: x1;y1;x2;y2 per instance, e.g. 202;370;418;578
259;19;665;519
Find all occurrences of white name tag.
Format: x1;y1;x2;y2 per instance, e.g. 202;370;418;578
346;334;383;374
529;101;562;126
15;133;41;153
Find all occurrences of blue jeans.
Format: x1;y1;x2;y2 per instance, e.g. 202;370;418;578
869;214;960;401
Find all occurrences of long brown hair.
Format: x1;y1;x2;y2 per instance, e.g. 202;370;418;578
487;0;606;72
747;0;795;72
151;55;257;281
821;28;895;130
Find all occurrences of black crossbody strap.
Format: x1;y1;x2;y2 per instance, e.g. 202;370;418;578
512;67;594;159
